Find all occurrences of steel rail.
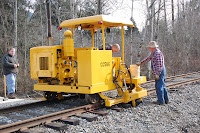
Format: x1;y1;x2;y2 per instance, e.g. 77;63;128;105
0;100;45;114
141;71;200;86
0;94;79;114
0;103;101;132
0;72;200;132
147;77;200;95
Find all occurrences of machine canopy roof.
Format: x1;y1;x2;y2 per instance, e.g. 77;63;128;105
60;15;134;30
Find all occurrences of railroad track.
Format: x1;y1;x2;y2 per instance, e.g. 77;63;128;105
141;71;200;86
0;71;199;132
0;94;79;114
147;77;200;95
0;100;46;114
0;103;104;132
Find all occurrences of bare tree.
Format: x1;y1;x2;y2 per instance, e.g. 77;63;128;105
14;0;17;55
14;0;18;91
40;0;44;46
148;0;155;79
97;0;102;15
171;0;176;44
136;0;150;64
155;0;162;42
171;0;175;29
70;0;74;19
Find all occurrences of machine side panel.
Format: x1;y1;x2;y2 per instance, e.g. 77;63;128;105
77;50;113;88
91;50;113;87
77;50;92;86
30;46;59;79
30;49;38;79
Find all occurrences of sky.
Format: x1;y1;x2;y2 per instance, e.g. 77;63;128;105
110;0;189;31
30;0;146;30
109;0;146;31
30;0;188;31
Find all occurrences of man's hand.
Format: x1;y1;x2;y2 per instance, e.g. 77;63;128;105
155;74;159;80
14;64;18;68
136;62;141;66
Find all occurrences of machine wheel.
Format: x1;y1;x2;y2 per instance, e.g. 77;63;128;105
127;83;135;92
131;99;143;107
131;100;136;107
85;94;101;104
135;99;143;106
44;92;58;101
79;94;85;99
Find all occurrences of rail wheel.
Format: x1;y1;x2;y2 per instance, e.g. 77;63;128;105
79;94;85;99
44;92;58;101
131;98;143;107
85;94;101;104
132;100;136;107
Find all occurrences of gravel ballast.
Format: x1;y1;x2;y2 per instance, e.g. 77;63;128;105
65;83;200;133
1;82;200;133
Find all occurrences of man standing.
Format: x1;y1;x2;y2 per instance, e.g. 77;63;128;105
2;47;19;99
137;41;169;105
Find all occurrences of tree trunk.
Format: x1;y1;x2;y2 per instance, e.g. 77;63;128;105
163;0;167;28
40;0;44;46
70;0;74;19
0;1;9;53
55;1;61;45
148;0;155;79
97;0;102;15
150;0;155;41
177;0;180;19
171;0;176;43
24;11;27;77
14;0;18;55
131;0;133;64
171;0;175;29
156;0;161;43
14;0;18;91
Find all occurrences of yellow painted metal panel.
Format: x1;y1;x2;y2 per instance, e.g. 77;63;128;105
74;47;98;59
124;89;147;102
34;84;88;93
30;45;62;79
63;38;74;57
125;76;146;84
121;26;124;63
77;50;92;86
103;89;147;107
77;50;113;87
34;81;116;94
60;15;134;29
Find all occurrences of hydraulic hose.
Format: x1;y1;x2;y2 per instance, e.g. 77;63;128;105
113;63;134;92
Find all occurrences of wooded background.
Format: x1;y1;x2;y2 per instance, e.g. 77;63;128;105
0;0;199;96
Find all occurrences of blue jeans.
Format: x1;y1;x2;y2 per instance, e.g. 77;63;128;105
6;73;16;95
155;66;169;104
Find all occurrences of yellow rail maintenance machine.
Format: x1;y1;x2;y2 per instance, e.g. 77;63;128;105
30;15;147;107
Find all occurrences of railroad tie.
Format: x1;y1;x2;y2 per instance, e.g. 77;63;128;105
60;118;80;125
76;114;98;122
45;122;67;130
20;129;43;133
89;110;108;116
110;107;123;112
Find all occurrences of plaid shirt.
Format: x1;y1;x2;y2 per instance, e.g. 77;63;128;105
141;48;164;76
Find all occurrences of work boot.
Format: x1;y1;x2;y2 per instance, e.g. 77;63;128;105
165;101;170;104
8;93;17;99
153;101;164;105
